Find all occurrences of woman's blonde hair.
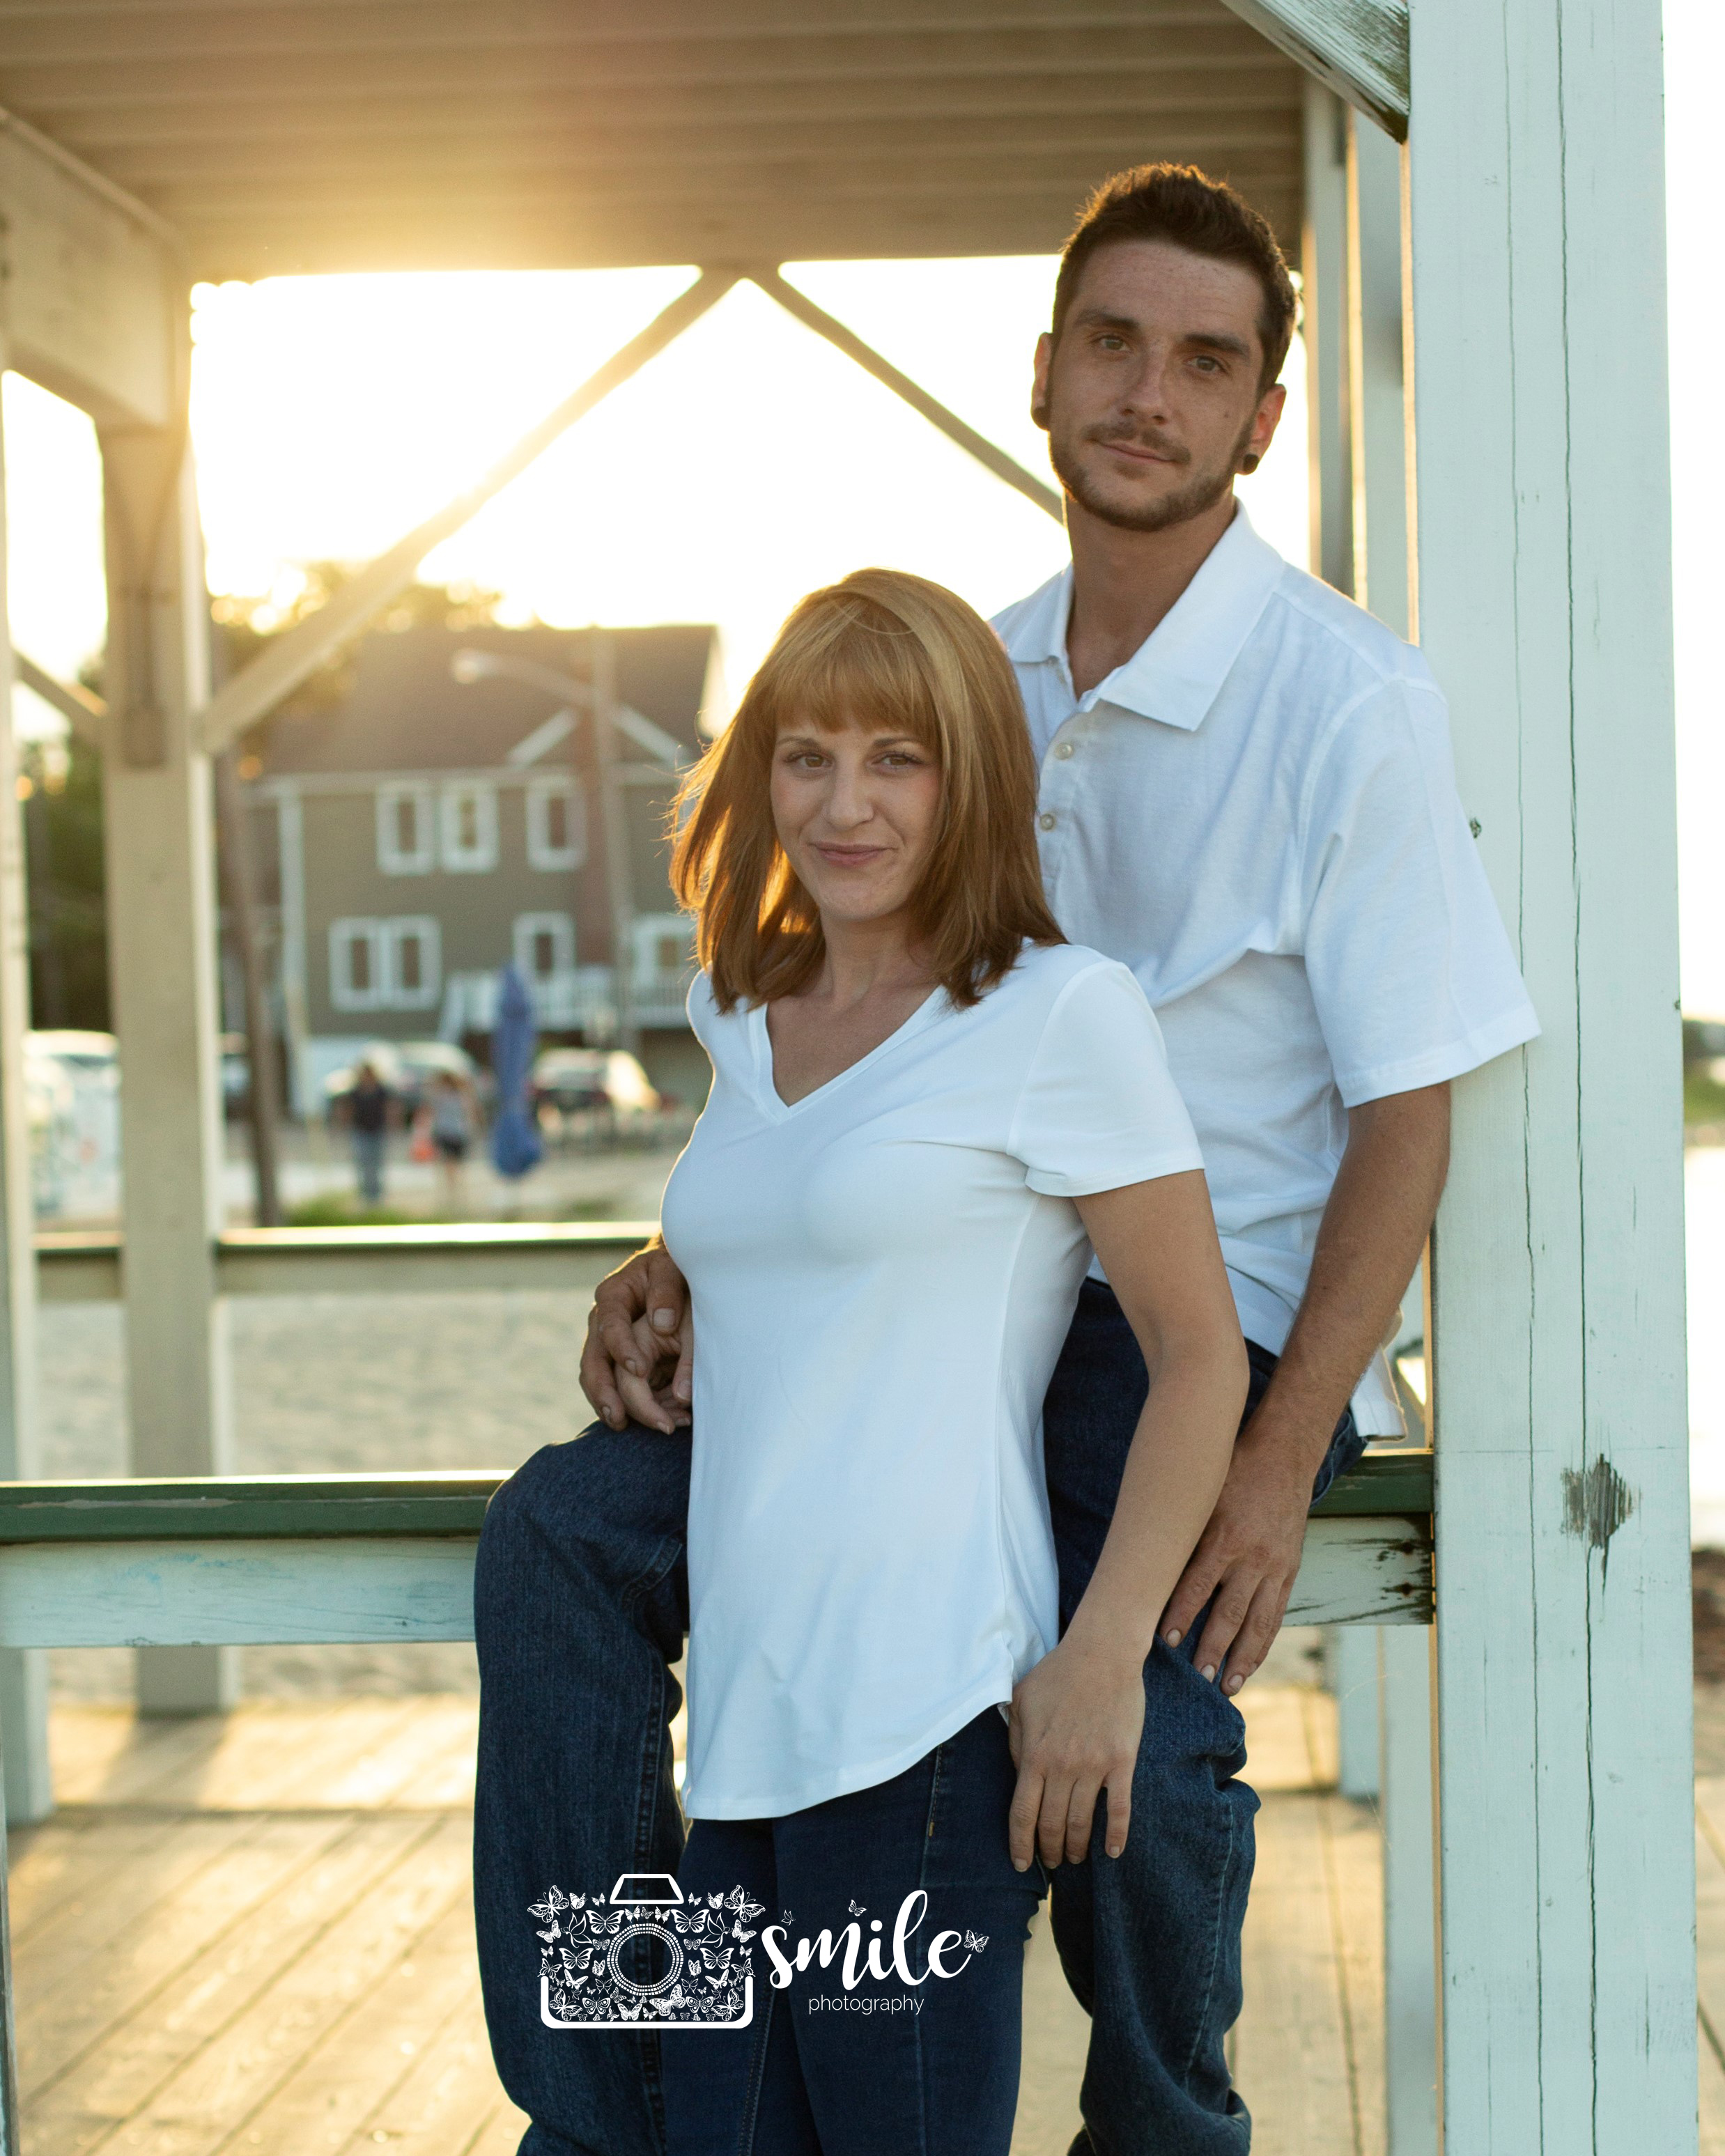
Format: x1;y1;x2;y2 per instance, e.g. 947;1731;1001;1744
671;568;1063;1011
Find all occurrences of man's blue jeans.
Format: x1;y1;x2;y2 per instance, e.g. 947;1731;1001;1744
472;1280;1365;2155
661;1707;1046;2156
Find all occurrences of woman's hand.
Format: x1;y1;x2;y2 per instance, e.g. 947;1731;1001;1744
1006;1634;1147;1870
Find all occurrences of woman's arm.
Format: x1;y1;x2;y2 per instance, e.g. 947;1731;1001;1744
1007;1169;1247;1872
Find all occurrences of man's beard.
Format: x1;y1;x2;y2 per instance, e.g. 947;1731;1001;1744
1048;409;1258;534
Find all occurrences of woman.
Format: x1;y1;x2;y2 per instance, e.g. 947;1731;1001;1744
653;570;1246;2155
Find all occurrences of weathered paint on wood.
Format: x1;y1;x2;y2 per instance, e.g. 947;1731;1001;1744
1223;0;1409;140
0;1537;481;1646
1409;0;1695;2145
0;1507;1428;1647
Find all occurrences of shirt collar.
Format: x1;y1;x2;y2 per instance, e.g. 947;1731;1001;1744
1000;502;1287;733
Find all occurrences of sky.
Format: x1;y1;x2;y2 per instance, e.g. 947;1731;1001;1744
1;13;1716;1005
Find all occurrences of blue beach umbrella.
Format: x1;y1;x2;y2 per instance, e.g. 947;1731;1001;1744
490;963;543;1180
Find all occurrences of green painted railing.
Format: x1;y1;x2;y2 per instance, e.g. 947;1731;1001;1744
0;1451;1432;1544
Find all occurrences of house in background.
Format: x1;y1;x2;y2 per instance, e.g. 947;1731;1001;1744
238;621;720;1112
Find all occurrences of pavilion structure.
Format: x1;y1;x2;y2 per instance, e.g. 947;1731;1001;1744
0;4;1689;2153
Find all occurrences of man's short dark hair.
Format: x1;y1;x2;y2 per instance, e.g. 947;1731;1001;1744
1053;164;1297;394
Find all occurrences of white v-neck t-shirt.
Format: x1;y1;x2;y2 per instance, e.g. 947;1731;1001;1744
659;940;1205;1821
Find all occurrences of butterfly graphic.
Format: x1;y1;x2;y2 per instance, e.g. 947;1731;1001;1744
780;1910;794;1927
847;1899;866;1917
961;1930;989;1954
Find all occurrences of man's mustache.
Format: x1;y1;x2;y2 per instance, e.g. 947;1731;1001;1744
1083;424;1191;467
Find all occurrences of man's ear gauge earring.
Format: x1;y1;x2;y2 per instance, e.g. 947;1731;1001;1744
1239;452;1261;474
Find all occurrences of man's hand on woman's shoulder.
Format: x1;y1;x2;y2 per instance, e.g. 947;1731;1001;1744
579;1239;694;1434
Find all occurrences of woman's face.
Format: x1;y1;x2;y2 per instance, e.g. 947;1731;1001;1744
771;709;943;932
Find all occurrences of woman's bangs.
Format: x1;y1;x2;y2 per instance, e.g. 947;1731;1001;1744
767;606;941;754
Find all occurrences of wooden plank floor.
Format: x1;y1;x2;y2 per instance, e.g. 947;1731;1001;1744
15;1687;1379;2156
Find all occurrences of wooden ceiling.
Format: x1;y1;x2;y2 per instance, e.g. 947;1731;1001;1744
0;1;1303;277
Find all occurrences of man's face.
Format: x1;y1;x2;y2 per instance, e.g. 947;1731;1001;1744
1033;239;1286;534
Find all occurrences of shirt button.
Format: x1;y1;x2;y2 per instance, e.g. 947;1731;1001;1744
1039;811;1057;830
1054;741;1075;759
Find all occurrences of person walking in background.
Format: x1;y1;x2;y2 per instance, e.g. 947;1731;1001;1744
427;1069;477;1212
344;1058;392;1207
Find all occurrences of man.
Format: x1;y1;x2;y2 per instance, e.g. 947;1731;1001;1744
344;1058;393;1207
474;166;1537;2153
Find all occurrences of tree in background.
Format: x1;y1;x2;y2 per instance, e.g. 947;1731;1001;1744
20;729;107;1032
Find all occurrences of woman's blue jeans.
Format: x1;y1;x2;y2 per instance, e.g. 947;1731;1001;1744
472;1282;1366;2156
660;1708;1045;2156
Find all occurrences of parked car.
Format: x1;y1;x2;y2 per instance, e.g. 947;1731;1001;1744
25;1030;120;1218
323;1041;484;1122
532;1048;661;1140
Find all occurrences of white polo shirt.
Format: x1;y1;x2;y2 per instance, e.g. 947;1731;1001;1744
993;506;1539;1434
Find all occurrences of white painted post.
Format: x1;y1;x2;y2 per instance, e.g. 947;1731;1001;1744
1379;1625;1439;2154
1408;1;1694;2146
1346;109;1409;642
1302;77;1353;594
1343;102;1440;2154
1329;1622;1382;1798
100;348;237;1714
0;387;52;1824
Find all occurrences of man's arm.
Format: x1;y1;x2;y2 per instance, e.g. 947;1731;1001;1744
1157;1080;1451;1691
578;1236;693;1434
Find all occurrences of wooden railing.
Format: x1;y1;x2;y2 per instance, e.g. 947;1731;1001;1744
0;1454;1432;1645
34;1221;659;1302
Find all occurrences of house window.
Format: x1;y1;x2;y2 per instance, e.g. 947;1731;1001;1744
376;784;433;874
526;776;586;870
632;913;695;988
514;911;575;983
328;917;442;1011
330;919;382;1011
382;917;442;1009
440;782;498;872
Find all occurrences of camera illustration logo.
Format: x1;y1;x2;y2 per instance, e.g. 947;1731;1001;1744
534;1875;761;2029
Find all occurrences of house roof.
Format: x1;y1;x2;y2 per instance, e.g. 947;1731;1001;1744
254;621;717;777
0;3;1303;277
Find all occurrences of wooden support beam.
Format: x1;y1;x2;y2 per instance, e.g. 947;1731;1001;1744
1302;80;1352;591
1221;0;1408;140
1345;107;1409;637
1409;0;1694;2143
0;366;49;1831
1340;101;1436;2156
196;270;738;756
748;267;1064;524
0;108;178;429
100;382;237;1714
10;653;105;748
